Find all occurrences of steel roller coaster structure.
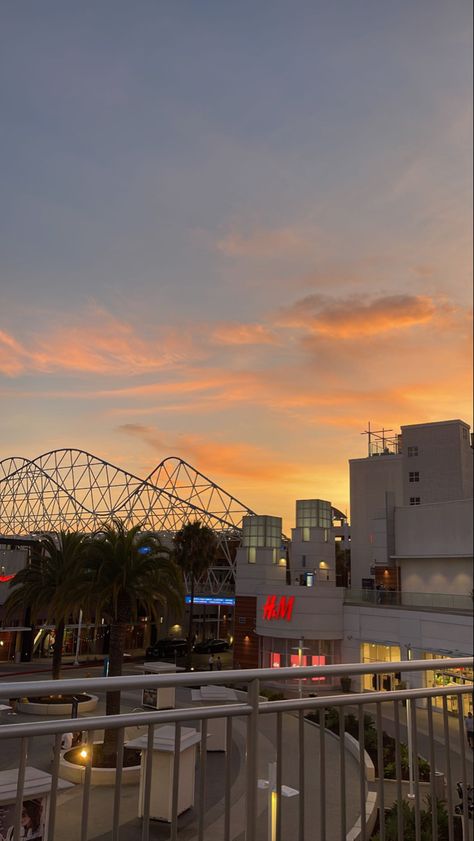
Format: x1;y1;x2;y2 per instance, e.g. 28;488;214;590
0;449;256;594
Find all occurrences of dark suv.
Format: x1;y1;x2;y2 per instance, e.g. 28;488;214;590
145;638;187;659
193;638;230;654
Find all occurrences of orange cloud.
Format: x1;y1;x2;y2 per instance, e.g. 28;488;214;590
0;309;187;377
0;330;30;376
210;322;277;346
119;424;303;483
277;293;440;338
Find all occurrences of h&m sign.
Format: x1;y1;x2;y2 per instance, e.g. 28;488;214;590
262;595;295;622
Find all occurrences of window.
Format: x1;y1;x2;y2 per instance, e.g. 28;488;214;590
302;527;310;542
463;428;468;440
407;446;418;457
409;471;419;482
410;497;421;505
248;547;256;563
301;554;306;567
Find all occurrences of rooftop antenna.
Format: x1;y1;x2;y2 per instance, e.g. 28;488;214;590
361;423;394;456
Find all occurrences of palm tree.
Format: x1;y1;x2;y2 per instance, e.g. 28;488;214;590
5;531;86;679
79;519;183;762
173;521;219;669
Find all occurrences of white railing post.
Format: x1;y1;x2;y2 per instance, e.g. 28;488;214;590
405;644;415;800
246;678;260;841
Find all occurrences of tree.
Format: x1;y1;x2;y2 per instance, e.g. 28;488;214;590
79;520;183;762
5;531;86;679
173;521;219;669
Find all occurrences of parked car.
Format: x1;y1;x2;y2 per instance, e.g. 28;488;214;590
145;637;188;659
193;638;230;654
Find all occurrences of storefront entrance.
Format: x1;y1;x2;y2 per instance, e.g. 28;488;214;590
361;643;401;691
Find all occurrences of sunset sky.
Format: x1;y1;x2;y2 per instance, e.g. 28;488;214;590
0;1;472;530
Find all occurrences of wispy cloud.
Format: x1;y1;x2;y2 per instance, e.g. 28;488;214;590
209;322;277;346
0;308;185;377
216;223;319;259
119;423;302;482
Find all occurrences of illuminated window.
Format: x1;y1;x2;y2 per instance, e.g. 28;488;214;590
302;527;310;542
248;547;256;564
409;471;419;482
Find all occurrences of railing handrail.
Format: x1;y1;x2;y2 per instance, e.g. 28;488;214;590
0;683;471;741
344;587;472;606
0;657;471;698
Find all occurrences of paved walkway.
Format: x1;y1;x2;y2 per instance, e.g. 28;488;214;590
0;667;363;840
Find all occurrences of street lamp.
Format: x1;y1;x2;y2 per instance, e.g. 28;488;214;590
258;761;299;841
291;638;310;699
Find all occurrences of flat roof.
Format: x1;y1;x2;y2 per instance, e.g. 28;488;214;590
400;419;470;430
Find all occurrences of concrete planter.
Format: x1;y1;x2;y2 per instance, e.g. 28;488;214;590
377;771;445;806
59;743;141;786
16;694;99;716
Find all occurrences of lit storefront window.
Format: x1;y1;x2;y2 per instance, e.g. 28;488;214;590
361;642;401;691
290;653;326;681
262;637;339;685
423;652;473;715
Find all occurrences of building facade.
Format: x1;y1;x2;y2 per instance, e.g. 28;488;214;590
233;418;473;709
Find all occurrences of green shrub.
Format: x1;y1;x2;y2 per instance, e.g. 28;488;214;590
305;706;431;781
260;688;285;701
371;796;450;840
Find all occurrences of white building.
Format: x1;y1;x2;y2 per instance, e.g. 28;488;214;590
349;419;473;589
233;419;473;712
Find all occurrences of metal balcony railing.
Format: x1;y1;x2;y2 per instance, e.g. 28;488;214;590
0;658;472;841
344;588;473;613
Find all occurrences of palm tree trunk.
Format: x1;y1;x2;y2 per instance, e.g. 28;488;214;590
52;619;65;680
186;576;195;671
103;594;130;767
102;617;127;762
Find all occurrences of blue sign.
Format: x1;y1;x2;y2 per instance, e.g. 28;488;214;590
185;596;235;606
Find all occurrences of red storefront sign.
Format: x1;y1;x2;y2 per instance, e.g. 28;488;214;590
262;595;295;622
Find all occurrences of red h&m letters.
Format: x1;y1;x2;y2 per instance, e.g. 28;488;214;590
262;595;295;621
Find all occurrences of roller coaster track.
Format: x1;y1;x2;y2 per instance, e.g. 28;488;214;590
0;449;257;593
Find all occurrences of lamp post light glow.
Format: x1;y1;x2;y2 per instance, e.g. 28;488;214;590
258;761;299;841
291;637;309;699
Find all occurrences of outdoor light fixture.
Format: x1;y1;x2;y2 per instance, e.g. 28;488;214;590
80;748;88;759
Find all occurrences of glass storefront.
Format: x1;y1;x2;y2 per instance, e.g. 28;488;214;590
361;642;401;691
260;637;340;686
423;652;473;715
